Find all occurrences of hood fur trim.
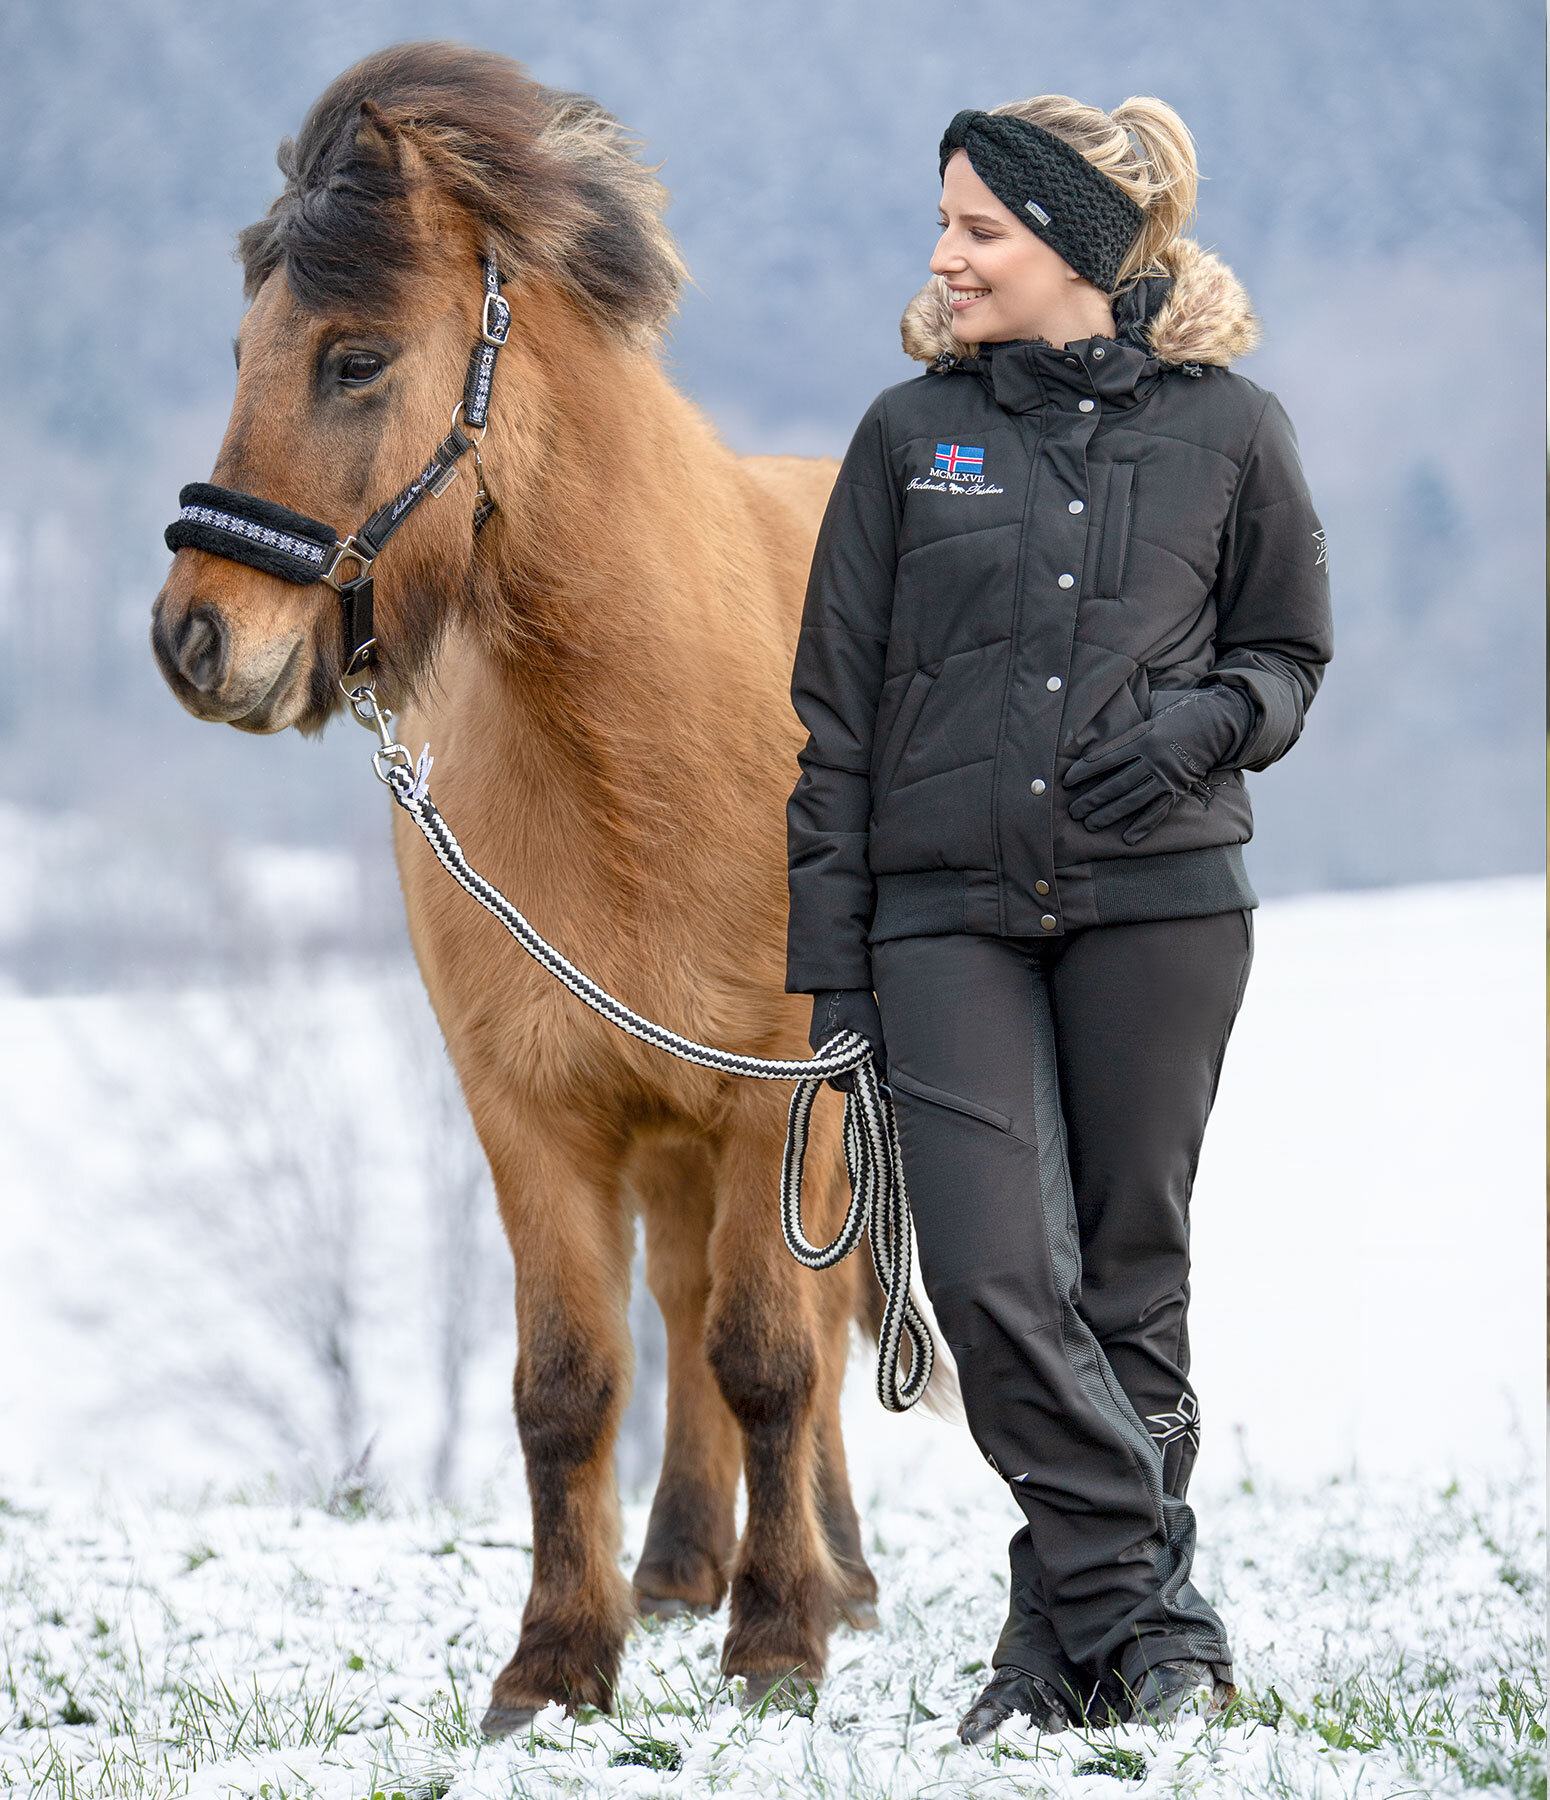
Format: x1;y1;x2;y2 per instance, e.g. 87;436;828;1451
901;237;1261;368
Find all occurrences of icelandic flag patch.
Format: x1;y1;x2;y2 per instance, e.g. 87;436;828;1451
934;443;984;478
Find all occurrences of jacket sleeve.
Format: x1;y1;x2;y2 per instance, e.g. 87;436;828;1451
785;394;900;994
1205;391;1334;772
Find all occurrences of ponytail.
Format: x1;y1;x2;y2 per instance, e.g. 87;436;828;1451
990;93;1199;289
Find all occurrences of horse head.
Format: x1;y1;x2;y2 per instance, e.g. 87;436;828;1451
152;42;684;733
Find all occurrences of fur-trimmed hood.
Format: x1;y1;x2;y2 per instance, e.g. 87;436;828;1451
900;236;1260;369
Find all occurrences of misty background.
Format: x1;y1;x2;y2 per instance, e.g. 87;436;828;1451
0;2;1542;1500
1;0;1543;993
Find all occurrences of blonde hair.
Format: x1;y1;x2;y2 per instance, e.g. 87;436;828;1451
989;93;1198;290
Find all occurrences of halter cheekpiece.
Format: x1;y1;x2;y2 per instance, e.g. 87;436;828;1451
165;254;512;677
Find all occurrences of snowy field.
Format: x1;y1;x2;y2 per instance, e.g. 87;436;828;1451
0;873;1544;1796
0;1464;1542;1798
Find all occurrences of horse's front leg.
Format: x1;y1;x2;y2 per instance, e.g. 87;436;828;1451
706;1081;843;1703
472;1096;636;1736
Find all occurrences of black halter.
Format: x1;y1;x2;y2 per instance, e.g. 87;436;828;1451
165;255;512;677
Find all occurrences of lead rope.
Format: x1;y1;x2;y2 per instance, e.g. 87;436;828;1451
348;687;933;1412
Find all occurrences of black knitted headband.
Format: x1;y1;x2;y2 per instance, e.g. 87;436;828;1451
939;109;1144;295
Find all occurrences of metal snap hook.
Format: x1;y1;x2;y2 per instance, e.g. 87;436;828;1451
371;741;416;785
341;679;394;743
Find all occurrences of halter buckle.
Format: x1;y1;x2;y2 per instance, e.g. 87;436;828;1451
481;291;512;347
322;534;375;591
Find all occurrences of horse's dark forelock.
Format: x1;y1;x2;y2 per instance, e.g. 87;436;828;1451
237;42;684;340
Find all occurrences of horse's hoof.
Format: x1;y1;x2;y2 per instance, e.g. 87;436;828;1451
739;1670;820;1715
839;1599;880;1631
635;1592;716;1621
480;1703;539;1739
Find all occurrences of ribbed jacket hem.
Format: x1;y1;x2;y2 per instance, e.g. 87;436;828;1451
869;845;1258;947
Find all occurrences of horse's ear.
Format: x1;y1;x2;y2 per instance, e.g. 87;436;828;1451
353;99;400;172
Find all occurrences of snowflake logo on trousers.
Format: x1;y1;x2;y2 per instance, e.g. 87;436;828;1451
1145;1392;1200;1451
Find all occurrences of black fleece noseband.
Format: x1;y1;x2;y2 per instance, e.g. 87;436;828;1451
165;254;511;677
940;110;1143;295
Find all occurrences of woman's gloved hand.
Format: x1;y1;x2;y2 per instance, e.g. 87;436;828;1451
808;988;887;1092
1063;685;1257;846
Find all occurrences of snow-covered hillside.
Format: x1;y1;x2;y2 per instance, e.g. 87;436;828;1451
1;873;1540;1500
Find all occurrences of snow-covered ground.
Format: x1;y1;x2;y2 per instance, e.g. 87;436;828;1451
0;873;1543;1796
0;1462;1541;1797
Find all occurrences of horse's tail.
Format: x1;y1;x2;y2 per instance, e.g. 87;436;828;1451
853;1228;962;1421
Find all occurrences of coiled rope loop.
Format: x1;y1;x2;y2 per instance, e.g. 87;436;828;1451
375;752;933;1412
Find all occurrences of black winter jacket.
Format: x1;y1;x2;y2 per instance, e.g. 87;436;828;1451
786;243;1333;994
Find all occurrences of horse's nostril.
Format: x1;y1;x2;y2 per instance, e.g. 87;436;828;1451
176;606;230;693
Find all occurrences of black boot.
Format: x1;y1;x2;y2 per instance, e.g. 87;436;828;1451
958;1665;1076;1745
1111;1658;1216;1727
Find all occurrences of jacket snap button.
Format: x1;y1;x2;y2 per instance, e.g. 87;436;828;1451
1068;499;1084;513
1040;914;1058;931
1030;778;1046;795
1078;398;1095;412
1092;346;1105;358
1035;880;1050;895
1046;675;1062;691
1057;573;1075;588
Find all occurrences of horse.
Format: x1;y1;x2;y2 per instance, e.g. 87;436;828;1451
149;41;916;1734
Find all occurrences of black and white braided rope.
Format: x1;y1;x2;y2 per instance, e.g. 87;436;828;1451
379;758;934;1412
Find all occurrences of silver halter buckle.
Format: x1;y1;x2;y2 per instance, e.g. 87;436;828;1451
481;291;512;346
322;534;375;591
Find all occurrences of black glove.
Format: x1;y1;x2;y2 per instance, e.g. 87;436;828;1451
1063;685;1256;846
808;988;887;1092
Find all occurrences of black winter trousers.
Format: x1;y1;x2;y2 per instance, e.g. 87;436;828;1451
871;911;1253;1708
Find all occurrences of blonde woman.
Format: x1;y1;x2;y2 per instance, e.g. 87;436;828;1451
787;98;1332;1739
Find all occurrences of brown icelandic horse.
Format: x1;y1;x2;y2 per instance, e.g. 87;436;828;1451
151;43;919;1732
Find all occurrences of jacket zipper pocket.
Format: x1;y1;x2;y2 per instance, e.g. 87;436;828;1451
873;667;936;802
1095;463;1135;598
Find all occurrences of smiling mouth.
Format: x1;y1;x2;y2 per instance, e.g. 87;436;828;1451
948;286;992;309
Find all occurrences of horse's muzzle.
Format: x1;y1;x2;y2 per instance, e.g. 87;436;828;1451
151;586;308;731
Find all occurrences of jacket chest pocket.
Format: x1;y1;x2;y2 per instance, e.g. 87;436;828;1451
1092;462;1135;599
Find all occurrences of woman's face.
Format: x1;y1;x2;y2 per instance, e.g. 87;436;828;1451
930;148;1084;342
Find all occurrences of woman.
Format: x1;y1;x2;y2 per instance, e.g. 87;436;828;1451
786;97;1332;1740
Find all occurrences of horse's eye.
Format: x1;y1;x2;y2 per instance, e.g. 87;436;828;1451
339;352;384;385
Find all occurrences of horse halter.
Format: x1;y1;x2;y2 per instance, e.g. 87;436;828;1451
164;255;512;679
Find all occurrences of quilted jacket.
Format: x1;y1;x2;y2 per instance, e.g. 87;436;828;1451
786;241;1333;992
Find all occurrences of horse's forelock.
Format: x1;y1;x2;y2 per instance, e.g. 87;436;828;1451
236;42;685;343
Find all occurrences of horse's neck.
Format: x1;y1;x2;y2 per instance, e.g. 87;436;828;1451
457;328;801;873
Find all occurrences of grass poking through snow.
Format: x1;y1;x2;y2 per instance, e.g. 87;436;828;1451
0;1467;1541;1798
